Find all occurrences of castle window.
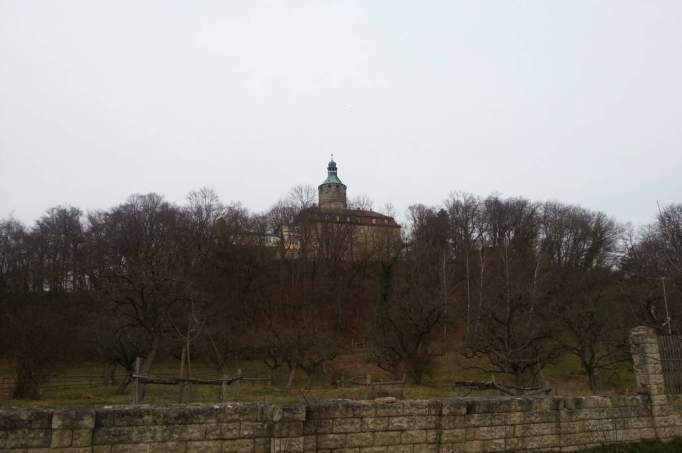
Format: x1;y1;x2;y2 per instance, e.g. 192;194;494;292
372;219;376;224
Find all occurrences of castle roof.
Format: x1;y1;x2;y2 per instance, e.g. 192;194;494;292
320;157;346;187
295;207;400;228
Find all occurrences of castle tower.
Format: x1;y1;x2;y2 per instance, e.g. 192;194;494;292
318;156;347;210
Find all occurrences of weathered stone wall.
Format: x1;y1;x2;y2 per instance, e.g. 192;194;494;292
1;326;678;452
1;394;681;453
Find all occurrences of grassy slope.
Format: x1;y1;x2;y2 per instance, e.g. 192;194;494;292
0;350;637;407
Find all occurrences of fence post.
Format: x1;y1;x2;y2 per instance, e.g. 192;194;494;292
400;373;406;399
235;369;242;400
220;375;227;403
178;347;187;403
630;326;665;397
132;357;141;405
366;374;373;399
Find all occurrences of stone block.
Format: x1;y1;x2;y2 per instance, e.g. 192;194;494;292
0;409;52;430
187;440;222;453
413;444;438;453
474;425;510;440
168;424;206;441
43;447;91;453
317;433;346;449
72;429;93;447
93;425;168;444
347;401;377;418
521;434;560;450
441;415;464;430
222;438;255;453
240;421;270;438
362;417;388;432
374;402;403;417
303;418;333;435
205;422;240;440
111;407;157;427
51;429;73;448
303;435;316;451
515;422;557;437
149;441;187;453
582;418;615;432
373;431;401;445
254;437;270;453
387;417;410;430
93;446;112;453
402;401;431;416
266;404;306;423
52;410;96;430
271;436;303;452
6;429;51;449
440;429;465;443
441;400;467;416
111;443;150;453
185;406;226;425
345;431;373;447
400;429;426;444
223;404;263;423
357;447;390;453
413;416;438;430
273;421;303;437
333;418;362;433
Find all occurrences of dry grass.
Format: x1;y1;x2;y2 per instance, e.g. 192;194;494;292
0;351;636;407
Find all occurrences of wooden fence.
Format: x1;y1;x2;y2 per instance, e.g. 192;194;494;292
336;374;406;399
0;374;105;399
658;335;682;394
130;358;271;404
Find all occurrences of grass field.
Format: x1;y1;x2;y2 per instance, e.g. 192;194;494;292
0;350;637;407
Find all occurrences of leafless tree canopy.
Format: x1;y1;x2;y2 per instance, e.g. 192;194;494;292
1;189;680;395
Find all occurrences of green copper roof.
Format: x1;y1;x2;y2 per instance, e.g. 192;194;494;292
322;174;344;185
320;158;346;186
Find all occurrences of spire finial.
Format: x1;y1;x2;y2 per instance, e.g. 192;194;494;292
327;156;338;176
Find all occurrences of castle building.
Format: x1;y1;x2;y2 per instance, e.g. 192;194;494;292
279;158;401;259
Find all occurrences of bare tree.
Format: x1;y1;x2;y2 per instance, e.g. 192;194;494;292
349;194;375;211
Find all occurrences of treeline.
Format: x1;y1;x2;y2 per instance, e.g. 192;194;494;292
0;187;681;398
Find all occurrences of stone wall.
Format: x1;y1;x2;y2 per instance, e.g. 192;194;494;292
2;394;681;453
1;326;679;452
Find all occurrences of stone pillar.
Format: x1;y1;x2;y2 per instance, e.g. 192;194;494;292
630;326;665;397
629;326;676;440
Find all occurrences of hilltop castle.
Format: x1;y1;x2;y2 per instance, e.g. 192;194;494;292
279;158;401;259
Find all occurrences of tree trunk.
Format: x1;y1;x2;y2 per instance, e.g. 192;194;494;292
286;363;297;389
138;335;160;401
13;360;41;399
585;364;597;392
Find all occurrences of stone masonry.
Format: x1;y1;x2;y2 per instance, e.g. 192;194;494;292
0;326;680;453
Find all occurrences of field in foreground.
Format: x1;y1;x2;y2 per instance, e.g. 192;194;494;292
0;351;636;406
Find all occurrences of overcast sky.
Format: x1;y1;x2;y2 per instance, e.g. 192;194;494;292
1;1;681;227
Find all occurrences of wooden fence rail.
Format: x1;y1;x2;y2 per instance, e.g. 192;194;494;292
130;358;271;404
336;373;407;399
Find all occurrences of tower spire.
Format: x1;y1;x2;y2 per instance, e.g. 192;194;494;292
327;156;338;176
319;156;347;209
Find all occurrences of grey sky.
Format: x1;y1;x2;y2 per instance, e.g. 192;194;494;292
1;1;681;227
